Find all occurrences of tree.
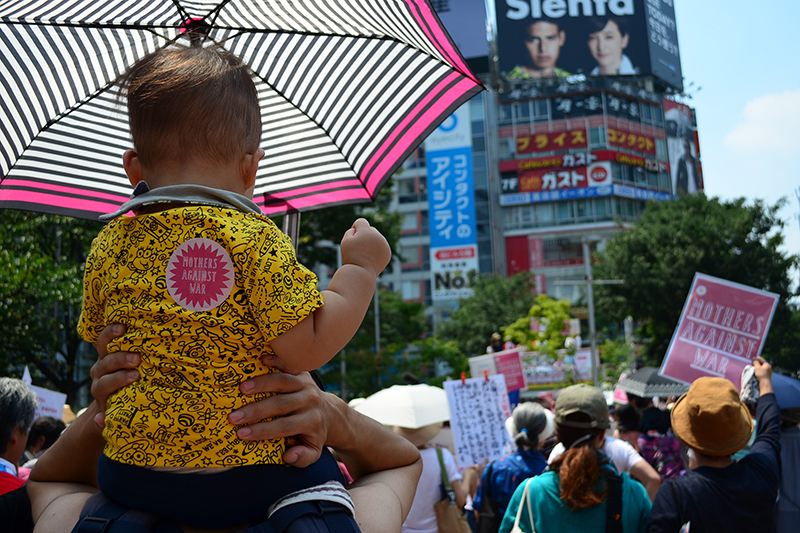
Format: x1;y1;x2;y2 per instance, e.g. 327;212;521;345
0;210;102;404
319;286;428;399
594;194;800;371
504;294;575;359
435;272;537;357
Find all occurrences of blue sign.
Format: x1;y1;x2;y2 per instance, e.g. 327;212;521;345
426;146;478;249
499;185;672;206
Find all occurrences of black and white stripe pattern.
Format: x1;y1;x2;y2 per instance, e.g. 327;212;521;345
0;0;482;219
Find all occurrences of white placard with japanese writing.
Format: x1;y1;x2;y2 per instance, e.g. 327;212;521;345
444;374;513;468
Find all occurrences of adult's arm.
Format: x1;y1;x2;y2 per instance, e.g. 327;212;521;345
630;458;661;502
748;357;780;480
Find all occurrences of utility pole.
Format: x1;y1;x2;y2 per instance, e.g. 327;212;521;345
553;237;623;388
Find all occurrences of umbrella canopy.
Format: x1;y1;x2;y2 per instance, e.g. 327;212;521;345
353;383;449;429
616;367;690;398
0;0;482;220
773;373;800;410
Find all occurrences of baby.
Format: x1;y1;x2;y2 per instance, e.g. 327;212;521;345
77;44;390;529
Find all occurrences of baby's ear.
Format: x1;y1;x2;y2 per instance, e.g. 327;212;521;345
122;150;143;187
241;148;265;193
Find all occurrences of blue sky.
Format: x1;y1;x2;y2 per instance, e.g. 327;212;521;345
673;0;800;258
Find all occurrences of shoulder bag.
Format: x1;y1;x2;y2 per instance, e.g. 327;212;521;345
510;478;535;533
434;448;472;533
476;461;502;533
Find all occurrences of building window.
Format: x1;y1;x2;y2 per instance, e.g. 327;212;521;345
402;280;421;300
589;127;606;147
402;212;418;230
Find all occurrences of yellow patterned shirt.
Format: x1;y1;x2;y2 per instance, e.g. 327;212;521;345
78;204;322;468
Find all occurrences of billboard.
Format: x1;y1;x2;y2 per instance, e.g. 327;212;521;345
425;105;479;301
660;274;779;390
664;99;703;194
494;0;683;90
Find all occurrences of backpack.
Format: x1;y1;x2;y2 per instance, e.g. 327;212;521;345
638;430;686;480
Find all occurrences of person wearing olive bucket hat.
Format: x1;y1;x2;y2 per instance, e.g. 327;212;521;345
648;357;781;533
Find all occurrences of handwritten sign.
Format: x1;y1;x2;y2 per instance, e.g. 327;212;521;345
444;374;512;468
660;273;779;390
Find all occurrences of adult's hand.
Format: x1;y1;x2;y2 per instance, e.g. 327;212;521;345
228;354;331;468
753;356;774;395
89;324;140;427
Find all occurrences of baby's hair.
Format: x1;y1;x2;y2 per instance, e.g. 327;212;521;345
119;45;261;170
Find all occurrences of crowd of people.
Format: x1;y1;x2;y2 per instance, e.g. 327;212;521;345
0;32;797;533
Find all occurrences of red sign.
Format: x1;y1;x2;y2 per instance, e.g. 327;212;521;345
660;273;779;390
518;162;611;192
494;350;526;391
435;247;475;260
607;128;656;155
516;130;588;154
500;149;667;174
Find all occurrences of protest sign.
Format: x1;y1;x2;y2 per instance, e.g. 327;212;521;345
22;366;67;421
660;273;779;390
468;348;526;392
444;374;512;468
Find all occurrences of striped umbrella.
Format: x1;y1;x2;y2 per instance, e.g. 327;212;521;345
0;0;482;220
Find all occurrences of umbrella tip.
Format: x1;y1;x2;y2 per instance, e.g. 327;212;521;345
179;17;211;47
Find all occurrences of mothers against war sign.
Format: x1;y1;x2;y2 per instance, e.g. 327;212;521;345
660;273;778;390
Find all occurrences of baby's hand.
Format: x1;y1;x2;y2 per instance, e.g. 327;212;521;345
340;218;391;277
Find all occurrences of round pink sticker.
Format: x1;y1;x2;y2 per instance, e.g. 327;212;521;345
166;238;234;312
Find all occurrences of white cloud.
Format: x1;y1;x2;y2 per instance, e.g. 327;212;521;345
724;89;800;152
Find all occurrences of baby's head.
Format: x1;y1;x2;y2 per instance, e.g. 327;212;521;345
120;45;261;177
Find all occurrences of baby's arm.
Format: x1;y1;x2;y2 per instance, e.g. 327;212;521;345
270;218;391;371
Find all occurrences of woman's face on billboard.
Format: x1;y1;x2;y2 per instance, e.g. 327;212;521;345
588;20;629;74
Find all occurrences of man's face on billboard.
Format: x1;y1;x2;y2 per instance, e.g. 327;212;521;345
588;20;629;74
525;22;565;73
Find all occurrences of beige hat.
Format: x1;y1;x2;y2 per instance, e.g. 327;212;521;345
671;377;753;456
555;384;610;430
394;422;443;448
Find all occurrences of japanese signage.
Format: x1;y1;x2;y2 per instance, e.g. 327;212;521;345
468;348;527;392
607;128;656;155
500;182;671;206
643;0;683;91
503;162;611;194
444;374;513;467
664;99;703;195
494;0;683;90
499;149;666;174
502;77;661;104
660;274;779;391
551;94;603;119
425;105;479;301
516;129;588;154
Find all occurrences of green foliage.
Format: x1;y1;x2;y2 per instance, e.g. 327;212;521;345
594;194;800;371
321;286;428;399
435;272;537;356
403;337;469;388
598;339;638;384
504;294;574;359
0;210;102;404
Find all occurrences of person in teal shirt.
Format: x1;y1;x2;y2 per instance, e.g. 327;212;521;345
499;385;651;533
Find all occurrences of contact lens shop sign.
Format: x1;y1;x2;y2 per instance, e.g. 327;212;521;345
425;105;478;301
660;273;779;391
